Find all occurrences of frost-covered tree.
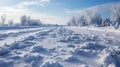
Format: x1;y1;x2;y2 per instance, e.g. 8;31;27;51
21;15;42;26
69;16;77;26
29;19;42;26
67;16;77;26
84;10;102;26
21;15;27;26
8;19;13;26
68;10;102;26
26;16;31;26
76;15;86;26
1;14;6;26
67;22;72;26
110;3;120;28
68;15;86;26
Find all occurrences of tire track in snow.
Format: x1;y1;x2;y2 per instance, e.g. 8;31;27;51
0;28;47;41
0;27;50;47
0;27;57;67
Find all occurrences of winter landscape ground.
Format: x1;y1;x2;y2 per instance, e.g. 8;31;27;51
0;0;120;67
0;26;120;67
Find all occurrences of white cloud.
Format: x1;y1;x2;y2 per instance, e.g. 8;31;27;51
0;5;68;25
17;1;45;8
15;0;51;8
65;2;118;15
19;1;38;6
40;0;50;3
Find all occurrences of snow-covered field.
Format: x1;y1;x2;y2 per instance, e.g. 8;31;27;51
0;27;120;67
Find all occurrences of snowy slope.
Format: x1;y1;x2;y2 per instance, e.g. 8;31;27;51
0;27;120;67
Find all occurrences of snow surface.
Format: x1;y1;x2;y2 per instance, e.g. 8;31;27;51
0;26;120;67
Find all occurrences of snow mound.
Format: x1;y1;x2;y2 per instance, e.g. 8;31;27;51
10;42;33;50
0;47;10;56
56;28;91;44
0;59;13;67
10;39;36;50
0;34;8;40
23;41;36;45
36;31;49;36
73;48;97;57
24;54;43;63
31;45;51;55
59;34;82;43
40;61;63;67
99;46;120;67
56;28;73;35
7;55;22;60
67;44;76;48
24;36;36;41
64;55;85;64
81;42;106;50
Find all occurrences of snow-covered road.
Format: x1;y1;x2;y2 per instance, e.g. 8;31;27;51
0;27;120;67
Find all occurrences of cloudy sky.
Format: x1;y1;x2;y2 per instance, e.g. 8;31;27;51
0;0;120;25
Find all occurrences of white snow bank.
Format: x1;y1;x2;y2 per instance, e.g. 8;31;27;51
40;61;63;67
31;45;52;56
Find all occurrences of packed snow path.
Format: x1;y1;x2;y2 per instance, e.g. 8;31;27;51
0;27;120;67
0;27;49;46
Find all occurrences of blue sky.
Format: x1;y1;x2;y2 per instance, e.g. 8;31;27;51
52;0;119;9
0;0;120;24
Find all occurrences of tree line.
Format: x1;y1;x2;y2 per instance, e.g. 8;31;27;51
67;3;120;29
0;15;42;26
21;15;42;26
